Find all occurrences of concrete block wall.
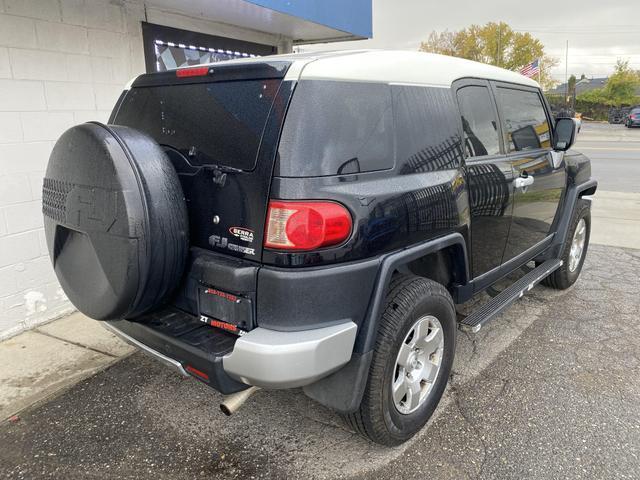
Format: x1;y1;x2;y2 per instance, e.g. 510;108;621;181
0;0;281;338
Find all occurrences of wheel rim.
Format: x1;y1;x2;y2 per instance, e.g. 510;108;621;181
392;315;444;415
569;218;587;272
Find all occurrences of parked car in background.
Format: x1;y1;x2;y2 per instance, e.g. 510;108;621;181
609;107;627;124
625;107;640;127
42;51;596;446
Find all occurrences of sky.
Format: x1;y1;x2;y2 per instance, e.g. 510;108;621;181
300;0;640;84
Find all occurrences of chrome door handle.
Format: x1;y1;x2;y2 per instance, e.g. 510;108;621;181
514;176;534;189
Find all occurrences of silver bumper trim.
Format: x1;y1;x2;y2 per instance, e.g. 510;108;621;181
102;323;189;377
223;321;358;389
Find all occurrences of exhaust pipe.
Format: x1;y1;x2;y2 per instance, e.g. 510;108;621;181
220;386;260;416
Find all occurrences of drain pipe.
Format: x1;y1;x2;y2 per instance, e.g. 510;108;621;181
220;386;260;416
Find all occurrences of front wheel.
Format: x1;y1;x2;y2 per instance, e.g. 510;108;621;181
344;276;456;446
542;199;591;289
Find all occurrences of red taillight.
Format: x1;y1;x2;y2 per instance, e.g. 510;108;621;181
176;66;210;78
264;201;352;251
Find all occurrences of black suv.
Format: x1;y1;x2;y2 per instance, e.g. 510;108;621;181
43;51;596;446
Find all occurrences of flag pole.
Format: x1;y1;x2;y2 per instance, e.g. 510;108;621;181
538;57;542;85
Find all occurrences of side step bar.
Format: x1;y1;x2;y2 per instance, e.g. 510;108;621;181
458;259;562;333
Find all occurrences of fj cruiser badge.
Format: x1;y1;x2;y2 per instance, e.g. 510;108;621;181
229;226;254;243
209;234;256;256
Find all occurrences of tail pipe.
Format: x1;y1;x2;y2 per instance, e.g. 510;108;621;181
220;386;260;416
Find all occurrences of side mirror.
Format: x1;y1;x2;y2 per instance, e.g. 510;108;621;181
553;117;576;151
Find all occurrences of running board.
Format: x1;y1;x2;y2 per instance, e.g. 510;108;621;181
458;259;562;333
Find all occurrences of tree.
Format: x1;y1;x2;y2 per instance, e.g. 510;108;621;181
568;75;577;96
576;59;640;107
568;74;577;108
419;22;558;90
605;59;640;105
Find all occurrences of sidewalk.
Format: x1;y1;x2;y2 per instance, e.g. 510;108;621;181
0;313;133;420
589;190;640;249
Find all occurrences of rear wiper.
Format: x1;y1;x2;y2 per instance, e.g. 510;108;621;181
202;164;243;186
204;164;243;174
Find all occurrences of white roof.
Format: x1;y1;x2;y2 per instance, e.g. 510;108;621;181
292;50;540;88
150;50;539;90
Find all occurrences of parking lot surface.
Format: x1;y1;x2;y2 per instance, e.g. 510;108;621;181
1;244;638;479
1;122;639;479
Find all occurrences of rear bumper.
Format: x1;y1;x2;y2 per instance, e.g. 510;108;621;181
103;323;188;377
103;248;376;393
104;311;358;391
223;321;357;388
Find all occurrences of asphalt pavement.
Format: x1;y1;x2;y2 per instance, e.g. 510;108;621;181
1;123;639;479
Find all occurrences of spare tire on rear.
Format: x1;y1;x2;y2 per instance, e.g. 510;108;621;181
43;122;189;320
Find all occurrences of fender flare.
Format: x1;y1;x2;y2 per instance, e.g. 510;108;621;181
546;179;597;259
303;232;469;413
355;232;469;353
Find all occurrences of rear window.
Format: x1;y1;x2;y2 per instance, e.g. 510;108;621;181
276;80;394;177
113;79;282;170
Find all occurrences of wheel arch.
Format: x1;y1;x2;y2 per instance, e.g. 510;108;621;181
358;232;469;354
544;178;597;261
302;232;468;414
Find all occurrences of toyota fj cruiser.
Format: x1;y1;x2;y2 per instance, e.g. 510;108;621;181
43;51;596;446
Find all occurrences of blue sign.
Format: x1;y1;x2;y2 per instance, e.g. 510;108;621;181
247;0;372;39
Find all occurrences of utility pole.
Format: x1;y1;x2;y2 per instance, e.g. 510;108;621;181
497;24;501;67
564;40;569;109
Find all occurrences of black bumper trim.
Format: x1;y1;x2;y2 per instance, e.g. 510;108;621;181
107;308;248;394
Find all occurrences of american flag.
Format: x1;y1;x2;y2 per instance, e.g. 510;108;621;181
519;59;540;78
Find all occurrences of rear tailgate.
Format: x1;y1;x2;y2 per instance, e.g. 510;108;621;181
110;61;293;262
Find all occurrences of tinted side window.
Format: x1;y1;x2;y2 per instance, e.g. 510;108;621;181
277;80;393;177
456;85;501;157
497;88;551;152
393;85;463;174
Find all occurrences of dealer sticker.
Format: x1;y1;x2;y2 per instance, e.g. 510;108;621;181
229;226;254;243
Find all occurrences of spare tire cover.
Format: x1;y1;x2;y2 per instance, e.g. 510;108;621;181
43;122;189;320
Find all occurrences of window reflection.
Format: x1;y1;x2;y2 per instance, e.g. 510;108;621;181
497;88;550;152
457;86;501;158
394;85;463;173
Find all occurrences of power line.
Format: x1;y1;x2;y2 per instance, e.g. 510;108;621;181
513;24;640;28
514;30;640;35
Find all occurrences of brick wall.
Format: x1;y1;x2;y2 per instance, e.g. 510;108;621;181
0;0;280;338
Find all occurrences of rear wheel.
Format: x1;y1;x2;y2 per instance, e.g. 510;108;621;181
542;199;590;289
344;275;456;446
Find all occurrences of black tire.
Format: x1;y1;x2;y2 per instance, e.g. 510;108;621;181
344;275;456;446
43;122;189;320
542;199;590;290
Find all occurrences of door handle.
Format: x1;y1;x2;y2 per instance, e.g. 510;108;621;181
514;176;534;189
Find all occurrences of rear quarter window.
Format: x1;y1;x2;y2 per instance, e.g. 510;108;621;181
393;85;463;173
276;80;394;177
